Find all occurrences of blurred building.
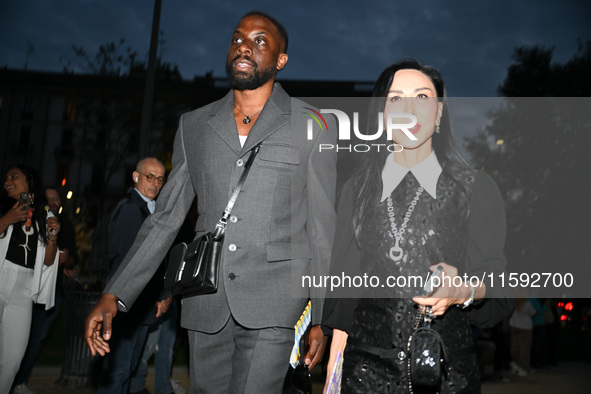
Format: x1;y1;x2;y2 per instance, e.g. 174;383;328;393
0;68;372;222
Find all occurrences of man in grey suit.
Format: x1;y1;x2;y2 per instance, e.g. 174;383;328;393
86;10;337;393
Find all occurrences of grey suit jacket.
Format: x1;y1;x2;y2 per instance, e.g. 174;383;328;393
105;83;337;333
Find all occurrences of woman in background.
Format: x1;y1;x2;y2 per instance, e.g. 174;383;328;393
509;297;535;376
322;59;513;393
0;163;60;391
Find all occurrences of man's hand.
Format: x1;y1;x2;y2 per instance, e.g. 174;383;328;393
85;293;119;356
304;324;327;369
63;266;78;278
155;294;173;318
59;248;69;265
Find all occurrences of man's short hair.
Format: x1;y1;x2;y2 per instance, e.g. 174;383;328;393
242;10;289;53
45;185;62;198
136;157;164;173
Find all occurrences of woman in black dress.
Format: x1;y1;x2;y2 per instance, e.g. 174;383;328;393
322;59;513;393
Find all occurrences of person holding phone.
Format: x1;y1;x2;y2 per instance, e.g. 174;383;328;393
0;163;60;392
322;60;513;392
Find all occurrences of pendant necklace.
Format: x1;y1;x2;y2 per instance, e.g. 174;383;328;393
234;104;262;124
19;224;34;266
386;186;424;262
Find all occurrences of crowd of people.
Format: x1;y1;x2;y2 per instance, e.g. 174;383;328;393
0;9;564;394
507;297;560;377
1;163;61;392
0;159;188;394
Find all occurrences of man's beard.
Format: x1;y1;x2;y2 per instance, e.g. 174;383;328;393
226;56;277;91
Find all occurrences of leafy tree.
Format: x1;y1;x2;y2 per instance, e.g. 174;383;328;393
465;41;591;280
61;39;141;76
61;39;180;206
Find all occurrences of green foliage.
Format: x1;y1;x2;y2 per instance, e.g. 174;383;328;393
465;41;591;270
498;40;591;97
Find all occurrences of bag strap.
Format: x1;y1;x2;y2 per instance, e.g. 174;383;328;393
213;143;262;239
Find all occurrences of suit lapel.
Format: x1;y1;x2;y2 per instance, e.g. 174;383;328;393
207;91;242;154
207;84;292;155
242;83;291;153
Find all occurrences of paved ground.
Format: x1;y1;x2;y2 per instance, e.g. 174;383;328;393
481;362;591;394
21;366;190;394
20;361;591;393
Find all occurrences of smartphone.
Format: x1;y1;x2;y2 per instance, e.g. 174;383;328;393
423;265;444;297
19;192;30;206
19;193;34;230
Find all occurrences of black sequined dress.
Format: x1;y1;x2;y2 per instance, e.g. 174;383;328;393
323;167;513;393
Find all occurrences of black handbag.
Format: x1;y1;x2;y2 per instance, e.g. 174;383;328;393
164;144;261;297
165;232;224;296
407;307;448;392
283;326;312;394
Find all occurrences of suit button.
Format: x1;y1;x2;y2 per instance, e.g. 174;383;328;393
230;215;238;223
236;159;244;167
228;273;236;280
228;244;237;252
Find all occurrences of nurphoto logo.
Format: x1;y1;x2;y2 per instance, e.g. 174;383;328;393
305;108;417;152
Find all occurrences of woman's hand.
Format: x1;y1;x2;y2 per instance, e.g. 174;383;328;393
44;216;60;265
412;263;484;316
324;328;348;393
2;201;29;224
46;216;61;238
0;201;30;234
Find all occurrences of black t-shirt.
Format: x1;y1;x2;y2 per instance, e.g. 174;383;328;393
6;224;39;269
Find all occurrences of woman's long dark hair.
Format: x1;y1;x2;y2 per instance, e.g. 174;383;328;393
352;59;471;242
1;162;50;243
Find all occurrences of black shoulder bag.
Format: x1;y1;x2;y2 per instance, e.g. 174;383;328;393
164;143;262;297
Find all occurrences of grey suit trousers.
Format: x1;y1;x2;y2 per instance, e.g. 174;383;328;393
188;317;294;393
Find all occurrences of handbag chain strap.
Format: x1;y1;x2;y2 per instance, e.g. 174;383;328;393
213;143;262;239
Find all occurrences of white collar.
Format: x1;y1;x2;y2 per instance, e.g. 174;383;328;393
134;188;156;214
380;151;442;201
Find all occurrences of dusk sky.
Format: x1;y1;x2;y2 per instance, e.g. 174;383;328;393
2;0;590;96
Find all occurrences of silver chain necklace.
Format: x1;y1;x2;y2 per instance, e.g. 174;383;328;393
234;104;262;124
386;186;424;262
